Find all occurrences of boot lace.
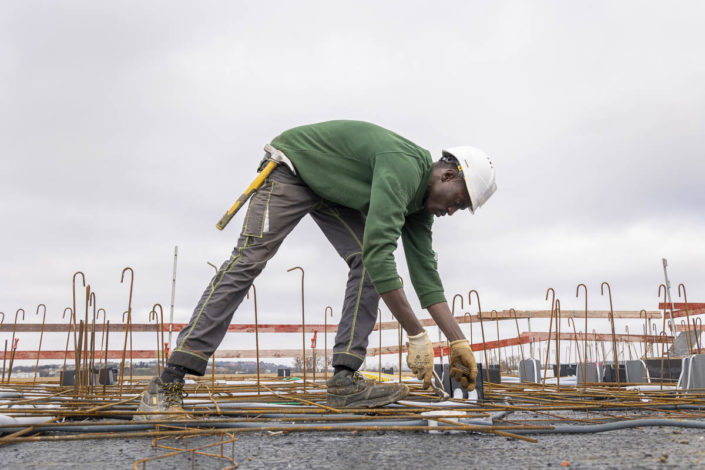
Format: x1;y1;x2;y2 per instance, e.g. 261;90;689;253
162;381;186;408
352;372;375;385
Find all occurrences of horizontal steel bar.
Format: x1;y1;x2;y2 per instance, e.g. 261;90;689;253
0;309;663;334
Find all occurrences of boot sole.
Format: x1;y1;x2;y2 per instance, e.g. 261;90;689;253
133;411;192;422
328;384;409;409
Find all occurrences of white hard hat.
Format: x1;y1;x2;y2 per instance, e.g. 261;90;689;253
442;146;497;214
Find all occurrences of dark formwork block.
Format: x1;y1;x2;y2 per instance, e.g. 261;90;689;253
478;363;501;384
602;364;627;382
277;368;291;377
552;364;576;377
475;364;485;401
98;366;118;385
59;369;76;386
433;363;453;394
645;358;681;382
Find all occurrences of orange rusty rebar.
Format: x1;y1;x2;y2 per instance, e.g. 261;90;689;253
639;309;649;359
246;286;261;395
33;304;47;384
287;266;306;392
378;308;382;381
555;299;561;391
601;282;620;383
152;304;166;372
576;283;588;382
542;288;555;388
464;312;473;345
510;308;527;380
60;307;73;383
148;309;162;378
119;267;134;396
469;290;489;376
324;306;333;382
489;309;501;372
678;283;693;355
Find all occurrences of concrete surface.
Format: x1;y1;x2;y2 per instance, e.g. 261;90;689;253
3;425;705;469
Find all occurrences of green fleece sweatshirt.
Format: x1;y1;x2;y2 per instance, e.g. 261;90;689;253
270;120;445;308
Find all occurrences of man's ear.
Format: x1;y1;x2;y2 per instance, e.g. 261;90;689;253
440;168;458;182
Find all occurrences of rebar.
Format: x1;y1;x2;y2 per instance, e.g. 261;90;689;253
3;270;705;463
287;266;306;391
555;299;561;390
678;283;693;355
33;304;47;384
468;290;489;371
542;288;555;388
491;309;501;372
149;310;162;378
119;267;134;396
246;286;260;394
601;282;620;383
576;283;588;382
324;306;333;382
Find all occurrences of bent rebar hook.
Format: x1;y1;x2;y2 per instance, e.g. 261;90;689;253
33;304;47;384
678;283;694;355
601;282;620;383
287;266;306;391
542;288;555;388
148;309;162;378
576;283;588;380
119;267;134;396
10;308;25;354
468;290;489;372
510;308;527;379
639;309;649;359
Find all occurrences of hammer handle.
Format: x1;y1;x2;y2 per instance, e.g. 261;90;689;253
216;160;278;231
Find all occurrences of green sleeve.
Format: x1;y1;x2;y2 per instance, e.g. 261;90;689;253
401;211;446;308
362;153;422;295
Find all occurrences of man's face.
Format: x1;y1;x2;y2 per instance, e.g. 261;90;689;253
424;169;471;217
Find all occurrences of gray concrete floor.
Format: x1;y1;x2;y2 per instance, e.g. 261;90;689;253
3;426;705;469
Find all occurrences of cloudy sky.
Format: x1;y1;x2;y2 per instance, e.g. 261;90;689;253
2;1;704;365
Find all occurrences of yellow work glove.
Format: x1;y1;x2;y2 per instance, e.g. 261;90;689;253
406;330;434;389
449;339;478;391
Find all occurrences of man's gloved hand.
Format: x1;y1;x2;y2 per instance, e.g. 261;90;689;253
406;330;434;389
449;339;478;391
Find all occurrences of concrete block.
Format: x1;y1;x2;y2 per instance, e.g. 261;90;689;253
519;359;541;383
576;362;602;383
678;354;705;390
625;360;649;383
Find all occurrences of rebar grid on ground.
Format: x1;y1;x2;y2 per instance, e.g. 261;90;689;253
2;377;705;451
133;427;237;470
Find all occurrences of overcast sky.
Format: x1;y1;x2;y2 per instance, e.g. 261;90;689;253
1;1;704;365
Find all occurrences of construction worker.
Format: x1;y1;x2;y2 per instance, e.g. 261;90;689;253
135;120;497;419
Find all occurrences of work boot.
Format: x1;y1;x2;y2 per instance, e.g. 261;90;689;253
134;376;187;421
326;372;409;408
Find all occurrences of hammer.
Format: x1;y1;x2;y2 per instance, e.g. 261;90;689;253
216;144;295;230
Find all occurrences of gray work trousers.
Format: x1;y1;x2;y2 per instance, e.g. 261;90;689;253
169;164;380;375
